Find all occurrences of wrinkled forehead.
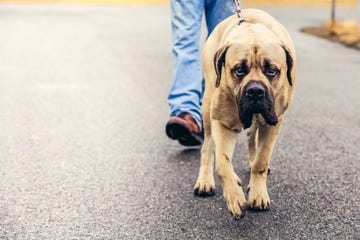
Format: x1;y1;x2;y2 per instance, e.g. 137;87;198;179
227;41;284;65
225;23;284;64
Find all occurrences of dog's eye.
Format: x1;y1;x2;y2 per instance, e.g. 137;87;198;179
232;64;248;78
265;66;279;79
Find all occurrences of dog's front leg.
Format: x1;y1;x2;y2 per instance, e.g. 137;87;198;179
194;133;215;196
247;117;283;210
212;120;246;219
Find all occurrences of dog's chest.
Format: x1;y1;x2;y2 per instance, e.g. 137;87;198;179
254;114;266;125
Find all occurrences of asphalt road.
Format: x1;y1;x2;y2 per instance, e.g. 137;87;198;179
0;4;359;240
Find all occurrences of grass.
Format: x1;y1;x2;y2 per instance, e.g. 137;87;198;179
243;0;356;7
301;20;360;50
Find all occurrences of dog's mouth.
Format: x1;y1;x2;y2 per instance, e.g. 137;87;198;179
238;82;278;129
248;100;263;114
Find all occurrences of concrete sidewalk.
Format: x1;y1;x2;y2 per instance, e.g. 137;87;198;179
0;4;358;240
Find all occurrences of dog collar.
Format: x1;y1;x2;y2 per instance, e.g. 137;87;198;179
233;0;245;25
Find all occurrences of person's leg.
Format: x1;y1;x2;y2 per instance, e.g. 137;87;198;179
168;0;205;129
205;0;236;35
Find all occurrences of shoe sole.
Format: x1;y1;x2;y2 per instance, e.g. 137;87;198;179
166;121;203;146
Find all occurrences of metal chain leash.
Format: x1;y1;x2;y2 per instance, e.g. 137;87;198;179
233;0;245;25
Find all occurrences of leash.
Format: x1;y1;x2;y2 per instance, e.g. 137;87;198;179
233;0;245;25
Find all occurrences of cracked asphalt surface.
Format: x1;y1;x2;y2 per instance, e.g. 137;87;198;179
0;4;359;239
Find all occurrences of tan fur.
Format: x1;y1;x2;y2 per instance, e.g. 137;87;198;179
194;9;297;219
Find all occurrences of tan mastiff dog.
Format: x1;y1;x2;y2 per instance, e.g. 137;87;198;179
194;9;296;219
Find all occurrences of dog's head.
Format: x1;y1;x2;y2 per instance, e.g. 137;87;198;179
213;23;295;129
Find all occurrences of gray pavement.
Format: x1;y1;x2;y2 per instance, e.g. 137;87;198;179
0;4;359;240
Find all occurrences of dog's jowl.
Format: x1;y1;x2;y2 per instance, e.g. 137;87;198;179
193;9;296;220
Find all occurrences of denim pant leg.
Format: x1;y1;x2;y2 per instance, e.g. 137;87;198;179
205;0;236;34
168;0;205;128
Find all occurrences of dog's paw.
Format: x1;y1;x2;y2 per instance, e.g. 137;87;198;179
194;176;215;197
223;179;247;220
247;177;270;210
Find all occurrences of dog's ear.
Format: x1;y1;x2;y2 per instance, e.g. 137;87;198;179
214;46;229;88
282;46;294;86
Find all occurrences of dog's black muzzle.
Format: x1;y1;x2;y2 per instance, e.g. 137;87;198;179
238;81;278;129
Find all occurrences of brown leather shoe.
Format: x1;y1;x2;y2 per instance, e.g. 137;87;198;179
166;112;203;146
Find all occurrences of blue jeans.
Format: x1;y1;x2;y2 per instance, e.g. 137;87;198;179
168;0;236;129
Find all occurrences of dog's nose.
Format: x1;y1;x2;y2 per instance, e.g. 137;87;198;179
245;84;265;100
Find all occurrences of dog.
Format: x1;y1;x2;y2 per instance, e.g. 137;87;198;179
194;9;296;219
